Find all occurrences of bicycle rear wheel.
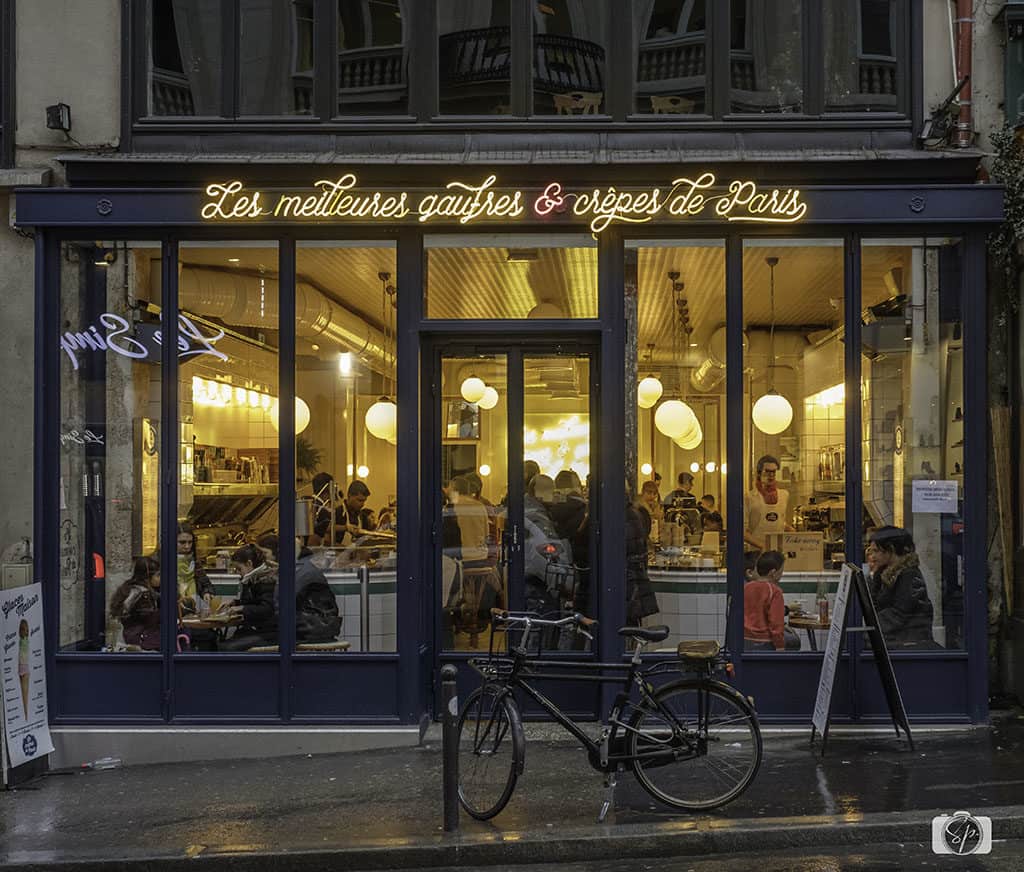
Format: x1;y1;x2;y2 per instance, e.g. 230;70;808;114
457;684;524;820
627;679;762;810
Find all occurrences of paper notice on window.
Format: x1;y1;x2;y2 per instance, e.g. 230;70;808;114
911;480;958;514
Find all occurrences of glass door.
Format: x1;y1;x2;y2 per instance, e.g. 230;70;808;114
435;346;594;656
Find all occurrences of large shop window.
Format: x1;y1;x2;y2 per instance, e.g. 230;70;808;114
742;239;845;654
628;240;727;651
178;242;281;654
295;242;398;653
424;234;597;319
57;242;164;652
860;238;964;651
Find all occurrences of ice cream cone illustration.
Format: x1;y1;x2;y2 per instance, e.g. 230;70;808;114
18;620;29;719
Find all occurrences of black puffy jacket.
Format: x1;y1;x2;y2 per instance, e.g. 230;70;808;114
295;550;342;642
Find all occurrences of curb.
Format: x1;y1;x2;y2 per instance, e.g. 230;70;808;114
3;805;1024;871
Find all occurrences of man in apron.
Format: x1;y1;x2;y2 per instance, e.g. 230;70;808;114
745;454;793;551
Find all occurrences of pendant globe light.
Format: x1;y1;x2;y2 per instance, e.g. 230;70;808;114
637;343;663;409
654;273;702;447
269;396;311;435
365;272;398;441
460;375;486;404
478;385;499;410
752;256;793;435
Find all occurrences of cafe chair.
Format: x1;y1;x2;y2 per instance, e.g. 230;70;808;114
553;91;603;115
650;95;694;114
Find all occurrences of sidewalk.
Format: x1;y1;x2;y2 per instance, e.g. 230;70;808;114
2;712;1023;871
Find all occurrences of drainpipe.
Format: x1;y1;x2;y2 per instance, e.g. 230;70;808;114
955;0;973;147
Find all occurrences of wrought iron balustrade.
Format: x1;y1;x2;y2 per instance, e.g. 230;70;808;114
151;67;195;116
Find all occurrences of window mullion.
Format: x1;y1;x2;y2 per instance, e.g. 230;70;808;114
511;0;531;116
223;0;239;119
805;1;823;116
410;0;436;120
314;0;335;120
710;0;730;119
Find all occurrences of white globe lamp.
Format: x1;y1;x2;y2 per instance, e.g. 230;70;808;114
478;386;499;410
674;420;703;450
637;376;663;409
460;376;486;404
365;397;398;441
752;391;793;435
269;396;311;435
654;400;697;439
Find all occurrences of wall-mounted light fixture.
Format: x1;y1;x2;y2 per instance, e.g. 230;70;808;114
45;102;72;133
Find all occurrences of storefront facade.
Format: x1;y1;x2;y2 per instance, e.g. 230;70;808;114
5;0;1007;741
16;165;1000;730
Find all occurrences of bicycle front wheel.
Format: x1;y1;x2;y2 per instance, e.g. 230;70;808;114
628;679;762;811
457;684;524;820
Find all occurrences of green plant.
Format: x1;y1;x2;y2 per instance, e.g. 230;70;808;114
295;435;322;477
988;123;1024;321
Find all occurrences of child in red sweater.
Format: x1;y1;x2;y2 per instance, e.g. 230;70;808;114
744;550;787;651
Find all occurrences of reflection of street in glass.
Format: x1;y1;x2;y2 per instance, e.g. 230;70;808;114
18;619;30;718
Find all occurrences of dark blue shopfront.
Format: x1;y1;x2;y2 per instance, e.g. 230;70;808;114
18;167;1001;731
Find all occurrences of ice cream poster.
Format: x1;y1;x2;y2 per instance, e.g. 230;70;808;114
1;584;53;768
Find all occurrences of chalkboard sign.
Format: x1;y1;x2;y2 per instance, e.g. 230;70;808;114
810;563;914;754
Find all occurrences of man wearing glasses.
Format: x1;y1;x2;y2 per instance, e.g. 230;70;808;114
745;454;794;551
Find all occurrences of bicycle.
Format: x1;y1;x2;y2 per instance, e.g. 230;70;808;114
457;609;762;821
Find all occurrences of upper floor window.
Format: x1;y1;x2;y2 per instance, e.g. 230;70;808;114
137;0;909;125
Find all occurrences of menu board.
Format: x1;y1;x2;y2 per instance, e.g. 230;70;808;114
1;584;54;769
812;564;852;737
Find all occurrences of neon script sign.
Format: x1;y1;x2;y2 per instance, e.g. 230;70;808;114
200;172;807;233
60;313;228;371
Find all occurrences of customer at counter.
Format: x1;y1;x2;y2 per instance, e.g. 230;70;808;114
663;472;698;509
745;455;794;551
866;526;935;649
625;490;659;628
110;556;162;651
636;480;664;541
221;544;279;651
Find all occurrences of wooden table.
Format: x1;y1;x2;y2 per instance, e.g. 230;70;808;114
788;614;831;652
180;614;242;632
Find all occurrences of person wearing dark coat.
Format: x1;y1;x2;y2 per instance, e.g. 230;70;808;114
221;544;279;651
625;496;659;626
110;556;161;650
295;546;342;642
866;526;935;649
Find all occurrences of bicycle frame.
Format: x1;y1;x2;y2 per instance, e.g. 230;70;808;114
468;612;722;774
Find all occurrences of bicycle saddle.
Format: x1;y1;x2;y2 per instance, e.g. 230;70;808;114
676;640;721;660
617;625;670;642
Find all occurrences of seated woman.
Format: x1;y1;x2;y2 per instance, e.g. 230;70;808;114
176;523;218;651
866;526;935;649
221;544;279;651
109;556;161;651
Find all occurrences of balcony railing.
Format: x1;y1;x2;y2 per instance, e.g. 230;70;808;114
339;44;407;104
533;33;604;94
636;34;705;84
859;56;897;96
439;26;511;86
150;67;195;116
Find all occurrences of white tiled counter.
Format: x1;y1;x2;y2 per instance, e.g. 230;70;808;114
649;569;844;651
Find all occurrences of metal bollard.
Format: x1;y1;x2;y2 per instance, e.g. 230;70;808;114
441;663;459;832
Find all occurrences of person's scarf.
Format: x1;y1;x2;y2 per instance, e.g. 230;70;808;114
756;479;779;506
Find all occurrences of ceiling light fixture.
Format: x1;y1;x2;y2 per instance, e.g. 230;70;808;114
365;271;397;442
752;256;794;435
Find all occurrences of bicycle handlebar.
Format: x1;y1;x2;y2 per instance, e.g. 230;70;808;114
489;607;598;630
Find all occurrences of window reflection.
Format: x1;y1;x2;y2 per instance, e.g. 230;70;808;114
730;0;803;114
149;0;222;116
633;0;707;115
338;0;408;115
824;0;898;112
240;0;314;115
438;0;512;115
533;0;608;115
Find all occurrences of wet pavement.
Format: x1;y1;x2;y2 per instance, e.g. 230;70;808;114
1;712;1023;870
